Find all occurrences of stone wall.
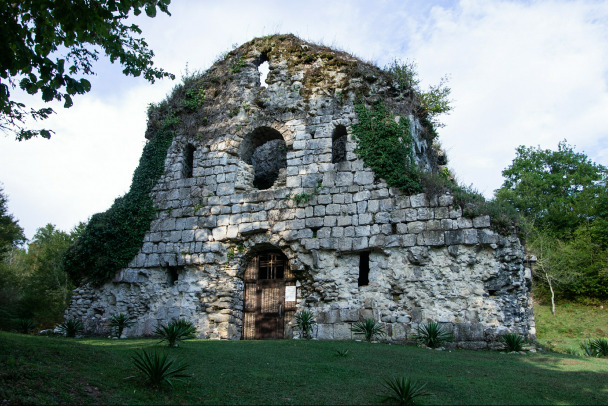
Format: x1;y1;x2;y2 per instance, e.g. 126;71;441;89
65;35;535;348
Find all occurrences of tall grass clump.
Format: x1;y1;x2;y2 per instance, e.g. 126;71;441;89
108;313;135;338
502;333;525;352
56;318;84;338
155;318;197;347
351;318;386;342
414;321;453;348
380;376;430;405
131;349;189;388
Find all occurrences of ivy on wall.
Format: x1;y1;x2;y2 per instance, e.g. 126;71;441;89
63;117;176;285
352;102;422;194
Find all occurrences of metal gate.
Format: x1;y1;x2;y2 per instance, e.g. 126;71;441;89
243;252;296;339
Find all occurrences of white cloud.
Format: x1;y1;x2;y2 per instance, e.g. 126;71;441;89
407;0;608;195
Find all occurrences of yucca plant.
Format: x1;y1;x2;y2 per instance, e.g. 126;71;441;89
131;349;189;388
380;377;430;405
591;338;608;357
108;313;135;338
351;318;386;342
335;349;349;357
501;333;525;352
295;311;317;339
580;339;597;357
414;321;453;348
14;318;35;334
581;338;608;357
155;318;197;347
57;318;84;338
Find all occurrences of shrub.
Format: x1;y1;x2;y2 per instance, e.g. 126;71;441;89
155;318;197;347
108;313;135;338
501;333;525;352
294;311;317;339
591;337;608;357
57;318;84;338
351;318;386;342
131;350;189;388
380;377;430;405
14;318;35;335
414;321;453;348
335;349;349;357
581;338;608;357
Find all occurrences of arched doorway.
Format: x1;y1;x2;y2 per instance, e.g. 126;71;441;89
242;251;296;339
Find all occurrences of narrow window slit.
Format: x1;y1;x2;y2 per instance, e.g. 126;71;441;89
358;251;370;287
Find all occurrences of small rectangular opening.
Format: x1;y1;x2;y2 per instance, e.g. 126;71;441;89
358;251;370;287
168;267;180;285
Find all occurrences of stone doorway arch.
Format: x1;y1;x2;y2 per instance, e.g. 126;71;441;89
242;250;296;339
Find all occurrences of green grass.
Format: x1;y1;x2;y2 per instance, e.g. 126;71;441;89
1;332;607;405
534;301;608;354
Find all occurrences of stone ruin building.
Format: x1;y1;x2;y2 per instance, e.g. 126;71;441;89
65;34;535;349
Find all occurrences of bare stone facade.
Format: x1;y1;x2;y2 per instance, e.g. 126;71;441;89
65;35;535;348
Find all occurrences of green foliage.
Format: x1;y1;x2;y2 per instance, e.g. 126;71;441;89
291;179;323;204
57;318;83;338
63;118;175;286
3;333;608;404
0;224;79;329
335;348;349;357
181;85;205;111
131;349;189;389
496;141;608;237
501;333;525;352
496;141;608;299
351;318;386;342
294;311;317;339
380;377;430;406
352;102;422;194
0;187;26;257
580;338;608;358
13;318;35;335
155;318;197;348
591;338;608;357
414;322;454;348
231;56;246;73
1;0;174;140
386;60;452;128
108;314;135;338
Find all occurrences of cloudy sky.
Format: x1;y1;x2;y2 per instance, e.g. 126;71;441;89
1;0;607;240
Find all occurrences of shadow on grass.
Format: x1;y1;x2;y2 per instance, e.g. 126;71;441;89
1;332;607;405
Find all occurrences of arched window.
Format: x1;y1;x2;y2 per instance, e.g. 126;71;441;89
239;127;287;189
332;125;347;163
183;144;195;178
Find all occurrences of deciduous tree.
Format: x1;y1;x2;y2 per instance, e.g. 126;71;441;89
1;0;174;140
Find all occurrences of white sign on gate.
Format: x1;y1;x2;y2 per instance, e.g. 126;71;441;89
285;286;297;302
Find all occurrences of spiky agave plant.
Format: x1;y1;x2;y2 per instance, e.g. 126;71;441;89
414;321;453;348
155;318;197;347
108;313;135;338
380;377;430;405
351;318;386;342
131;350;189;388
591;338;608;357
501;333;525;352
57;318;84;338
295;311;317;339
14;318;35;334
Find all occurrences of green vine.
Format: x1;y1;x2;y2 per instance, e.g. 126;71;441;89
291;179;323;204
64;116;176;285
352;102;422;194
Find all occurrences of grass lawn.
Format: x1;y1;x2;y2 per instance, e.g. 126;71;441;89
534;301;608;354
1;331;607;405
